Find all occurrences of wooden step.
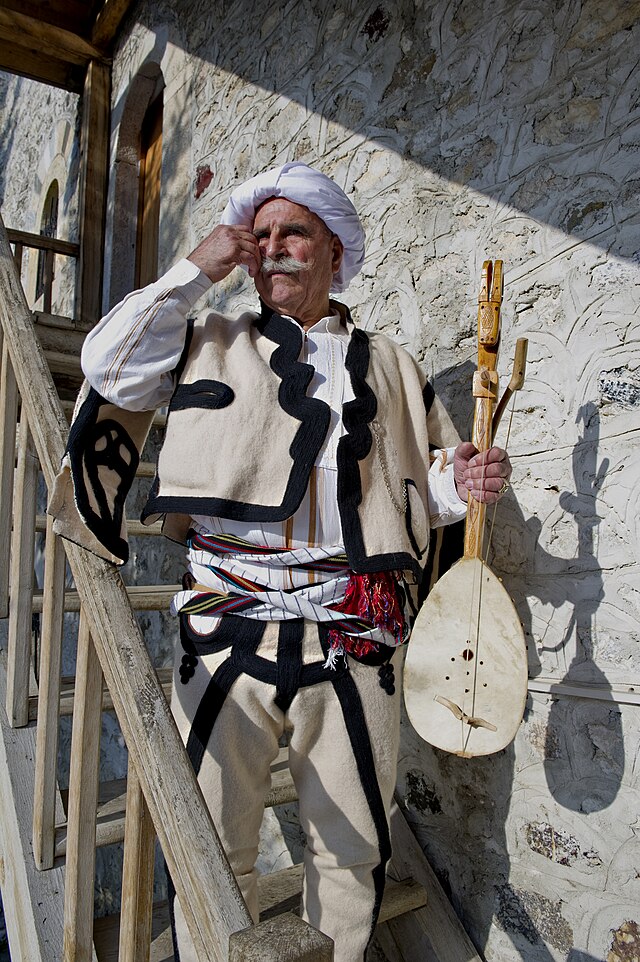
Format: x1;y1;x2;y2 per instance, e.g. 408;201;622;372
54;747;298;857
93;867;427;962
33;310;93;334
31;583;181;614
258;863;428;924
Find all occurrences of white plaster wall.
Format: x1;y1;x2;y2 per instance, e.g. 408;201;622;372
0;0;638;957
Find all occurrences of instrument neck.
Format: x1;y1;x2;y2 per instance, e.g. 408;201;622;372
463;364;499;559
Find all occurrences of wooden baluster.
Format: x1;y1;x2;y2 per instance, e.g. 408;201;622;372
43;248;55;314
33;516;67;869
118;768;155;962
12;240;23;274
0;333;19;617
62;610;102;962
6;405;38;728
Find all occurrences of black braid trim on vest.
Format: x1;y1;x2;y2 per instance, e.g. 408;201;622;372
337;329;420;577
169;379;235;411
141;308;331;524
66;387;139;563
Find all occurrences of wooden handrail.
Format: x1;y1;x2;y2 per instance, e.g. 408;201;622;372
6;229;80;259
0;214;252;959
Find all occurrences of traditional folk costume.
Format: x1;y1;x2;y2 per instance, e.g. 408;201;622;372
49;164;465;962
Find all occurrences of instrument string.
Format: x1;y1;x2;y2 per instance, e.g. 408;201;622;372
463;392;518;754
463;408;489;753
484;391;517;562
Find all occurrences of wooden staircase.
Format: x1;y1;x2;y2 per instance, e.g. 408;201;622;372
0;220;483;962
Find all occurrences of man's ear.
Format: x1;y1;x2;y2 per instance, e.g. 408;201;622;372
331;235;344;274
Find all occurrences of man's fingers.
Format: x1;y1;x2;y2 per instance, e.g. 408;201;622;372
188;224;262;282
467;446;509;468
462;446;512;502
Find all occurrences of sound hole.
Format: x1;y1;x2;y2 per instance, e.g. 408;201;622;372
462;649;474;661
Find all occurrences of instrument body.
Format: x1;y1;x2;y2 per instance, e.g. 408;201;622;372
403;261;529;757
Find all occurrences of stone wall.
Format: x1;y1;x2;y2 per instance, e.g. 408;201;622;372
0;73;80;316
1;0;639;959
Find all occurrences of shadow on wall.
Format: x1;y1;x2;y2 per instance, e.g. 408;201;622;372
133;0;640;264
497;400;622;813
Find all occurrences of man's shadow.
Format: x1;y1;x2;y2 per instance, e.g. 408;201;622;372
496;399;623;813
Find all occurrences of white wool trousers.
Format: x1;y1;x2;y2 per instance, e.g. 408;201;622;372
167;615;402;962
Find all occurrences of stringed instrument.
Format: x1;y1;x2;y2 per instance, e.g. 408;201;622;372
403;260;529;757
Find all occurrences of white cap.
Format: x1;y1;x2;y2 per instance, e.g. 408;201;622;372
220;161;365;293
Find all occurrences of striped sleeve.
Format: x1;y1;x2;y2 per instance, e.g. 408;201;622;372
81;259;211;411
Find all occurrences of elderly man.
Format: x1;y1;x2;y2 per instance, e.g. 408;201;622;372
56;163;511;962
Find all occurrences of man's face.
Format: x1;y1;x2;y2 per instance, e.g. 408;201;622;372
252;197;344;328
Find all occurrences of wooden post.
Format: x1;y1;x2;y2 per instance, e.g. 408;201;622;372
43;248;54;314
33;516;67;870
12;240;23;274
6;406;38;728
229;914;334;962
118;768;156;962
0;332;19;616
62;611;102;962
77;59;110;325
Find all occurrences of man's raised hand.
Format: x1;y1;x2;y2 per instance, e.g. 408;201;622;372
187;224;261;282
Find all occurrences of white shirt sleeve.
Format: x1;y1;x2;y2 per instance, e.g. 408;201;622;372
81;259;212;411
427;447;467;528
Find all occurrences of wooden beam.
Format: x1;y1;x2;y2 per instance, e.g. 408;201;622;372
118;770;156;962
0;37;84;92
32;518;67;871
91;0;138;50
0;7;108;67
229;913;334;962
6;230;80;258
6;408;38;729
61;613;102;962
0;1;99;36
0;334;18;617
77;60;110;325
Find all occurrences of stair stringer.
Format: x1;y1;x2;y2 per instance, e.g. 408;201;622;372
376;799;485;962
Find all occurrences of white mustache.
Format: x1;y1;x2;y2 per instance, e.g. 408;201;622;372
260;255;311;275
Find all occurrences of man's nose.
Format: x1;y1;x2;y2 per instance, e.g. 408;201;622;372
264;231;285;258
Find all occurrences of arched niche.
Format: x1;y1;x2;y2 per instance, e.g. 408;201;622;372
106;63;164;308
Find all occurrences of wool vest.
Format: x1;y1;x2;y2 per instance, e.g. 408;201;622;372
49;304;459;577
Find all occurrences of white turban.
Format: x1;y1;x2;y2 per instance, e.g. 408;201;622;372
220;161;365;293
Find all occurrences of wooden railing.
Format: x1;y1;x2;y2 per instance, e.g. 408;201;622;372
0;215;332;962
6;228;80;315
